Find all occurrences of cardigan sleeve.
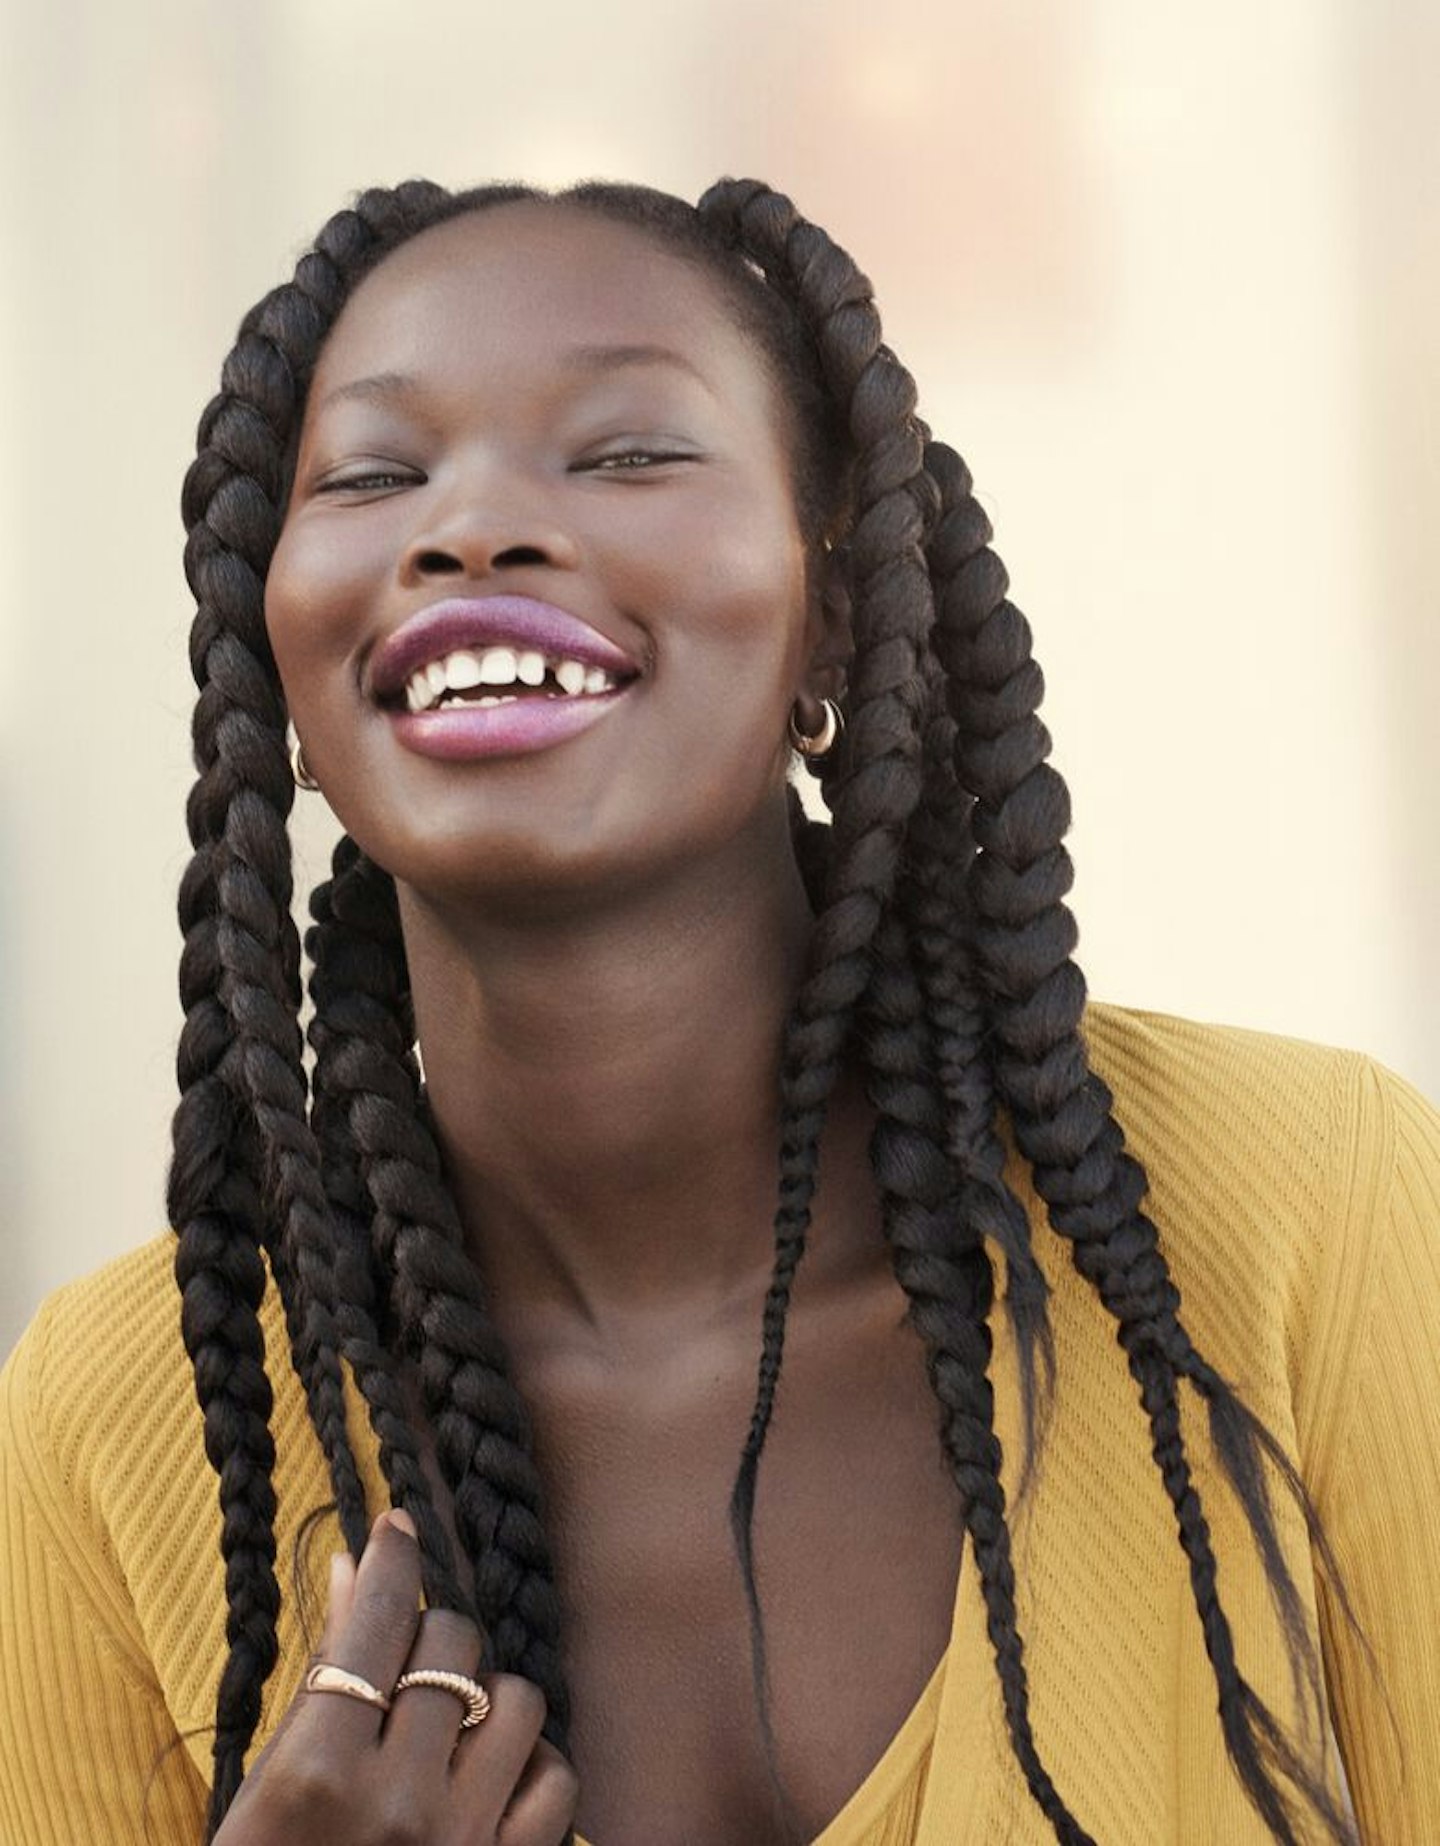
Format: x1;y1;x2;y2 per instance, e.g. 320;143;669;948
0;1301;208;1846
1312;1060;1440;1840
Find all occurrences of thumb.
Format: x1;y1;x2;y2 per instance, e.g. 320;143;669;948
235;1548;362;1795
317;1549;359;1656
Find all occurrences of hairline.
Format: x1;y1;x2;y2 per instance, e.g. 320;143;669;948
296;185;843;548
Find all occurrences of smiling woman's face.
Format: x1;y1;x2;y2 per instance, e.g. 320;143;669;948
266;201;831;914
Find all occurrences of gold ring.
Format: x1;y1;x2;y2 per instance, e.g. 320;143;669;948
304;1661;392;1713
393;1668;491;1728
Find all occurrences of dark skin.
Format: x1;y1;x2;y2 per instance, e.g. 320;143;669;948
244;203;964;1846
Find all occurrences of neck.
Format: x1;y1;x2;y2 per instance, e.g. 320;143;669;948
400;827;831;1346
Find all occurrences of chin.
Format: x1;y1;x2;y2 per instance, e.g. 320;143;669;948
363;805;654;920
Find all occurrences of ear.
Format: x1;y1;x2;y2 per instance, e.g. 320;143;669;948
800;546;853;707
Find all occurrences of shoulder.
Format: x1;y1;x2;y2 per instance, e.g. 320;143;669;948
0;1236;266;1614
1082;996;1374;1135
1;1236;333;1738
1079;997;1415;1229
0;1236;212;1703
2;1227;331;1557
2;1236;197;1532
1075;1000;1439;1440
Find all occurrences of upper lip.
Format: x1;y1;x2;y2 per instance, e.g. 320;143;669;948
367;595;643;703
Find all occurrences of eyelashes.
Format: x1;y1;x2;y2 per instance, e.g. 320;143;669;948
576;448;699;472
310;447;701;498
314;468;420;494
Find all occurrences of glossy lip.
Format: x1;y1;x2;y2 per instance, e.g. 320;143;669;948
368;594;641;703
389;690;627;762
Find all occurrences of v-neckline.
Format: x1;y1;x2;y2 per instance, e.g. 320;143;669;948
571;1643;951;1846
337;1334;971;1846
806;1643;949;1844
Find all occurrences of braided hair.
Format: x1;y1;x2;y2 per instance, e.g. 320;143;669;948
171;176;1355;1844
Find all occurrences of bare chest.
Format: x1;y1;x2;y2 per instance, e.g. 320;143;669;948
527;1291;964;1846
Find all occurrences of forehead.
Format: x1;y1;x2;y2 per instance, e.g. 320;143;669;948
309;202;767;403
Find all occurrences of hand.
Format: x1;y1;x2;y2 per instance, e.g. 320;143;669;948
214;1509;580;1845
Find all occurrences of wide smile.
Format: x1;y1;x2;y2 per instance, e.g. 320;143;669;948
368;594;642;763
398;643;624;713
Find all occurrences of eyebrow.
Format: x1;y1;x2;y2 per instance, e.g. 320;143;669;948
319;369;419;411
318;344;709;412
561;343;709;383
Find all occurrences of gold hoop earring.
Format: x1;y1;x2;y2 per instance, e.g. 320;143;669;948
787;696;844;760
290;735;321;792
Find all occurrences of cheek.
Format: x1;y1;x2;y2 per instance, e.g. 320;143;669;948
602;492;811;818
263;516;378;709
605;477;811;668
682;521;811;728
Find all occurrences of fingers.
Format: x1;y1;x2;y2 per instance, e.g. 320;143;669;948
249;1547;359;1772
495;1739;581;1846
317;1549;358;1655
382;1605;484;1773
297;1509;424;1747
227;1508;581;1846
451;1674;550;1837
341;1508;425;1674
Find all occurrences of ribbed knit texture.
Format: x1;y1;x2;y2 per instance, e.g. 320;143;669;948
1;1003;1436;1845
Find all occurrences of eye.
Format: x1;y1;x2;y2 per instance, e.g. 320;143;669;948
575;447;697;474
313;465;422;495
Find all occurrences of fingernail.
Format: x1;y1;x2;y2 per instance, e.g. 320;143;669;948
386;1507;418;1539
329;1551;354;1596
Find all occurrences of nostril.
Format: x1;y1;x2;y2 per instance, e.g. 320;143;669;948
413;542;552;574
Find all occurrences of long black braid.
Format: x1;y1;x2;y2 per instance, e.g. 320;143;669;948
310;837;566;1709
864;903;1091;1841
171;174;1356;1844
173;180;564;1829
901;482;1056;1486
688;177;937;1659
304;839;469;1614
925;438;1354;1841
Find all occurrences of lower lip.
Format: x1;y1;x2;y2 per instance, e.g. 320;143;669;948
387;691;627;761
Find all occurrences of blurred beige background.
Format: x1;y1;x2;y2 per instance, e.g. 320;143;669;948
2;0;1436;1355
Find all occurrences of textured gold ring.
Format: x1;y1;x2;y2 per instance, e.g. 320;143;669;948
393;1668;491;1728
304;1661;392;1713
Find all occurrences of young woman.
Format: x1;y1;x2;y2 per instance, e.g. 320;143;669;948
1;177;1436;1846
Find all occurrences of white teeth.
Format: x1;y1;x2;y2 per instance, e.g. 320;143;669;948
444;649;483;690
478;646;519;685
401;646;623;711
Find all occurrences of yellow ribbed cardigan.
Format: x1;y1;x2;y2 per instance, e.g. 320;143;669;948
2;1005;1438;1844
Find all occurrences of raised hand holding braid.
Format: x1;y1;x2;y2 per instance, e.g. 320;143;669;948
215;1510;578;1846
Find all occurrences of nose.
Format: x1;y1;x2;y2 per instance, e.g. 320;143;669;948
397;470;581;587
